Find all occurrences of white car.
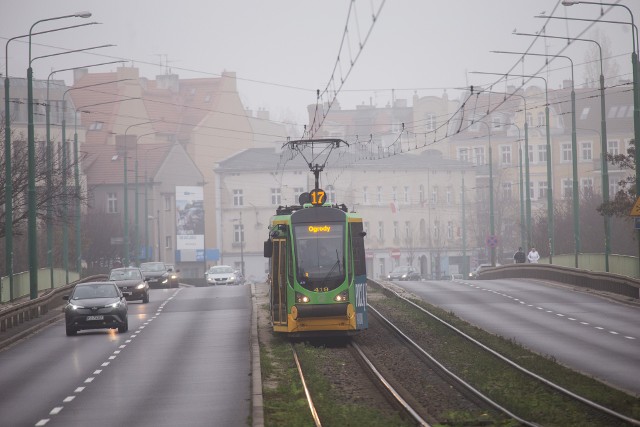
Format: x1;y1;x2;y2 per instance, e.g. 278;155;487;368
206;265;243;285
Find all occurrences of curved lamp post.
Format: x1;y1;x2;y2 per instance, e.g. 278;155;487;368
123;120;158;266
27;12;93;298
4;21;97;299
471;70;554;261
560;0;637;272
515;31;612;271
492;50;580;268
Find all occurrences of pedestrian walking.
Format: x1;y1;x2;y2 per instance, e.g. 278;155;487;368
513;247;526;263
527;247;540;263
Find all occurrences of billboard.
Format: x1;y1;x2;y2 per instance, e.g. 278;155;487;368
176;186;204;251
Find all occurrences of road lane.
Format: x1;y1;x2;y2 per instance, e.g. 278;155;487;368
0;285;252;427
392;278;640;395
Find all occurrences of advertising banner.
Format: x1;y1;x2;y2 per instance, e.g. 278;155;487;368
176;186;204;251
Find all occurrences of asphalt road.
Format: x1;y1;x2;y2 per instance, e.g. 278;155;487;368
0;285;252;427
392;277;640;396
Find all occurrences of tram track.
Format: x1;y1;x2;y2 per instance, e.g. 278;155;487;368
369;280;640;426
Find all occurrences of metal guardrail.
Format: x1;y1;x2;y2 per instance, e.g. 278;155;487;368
478;264;640;300
0;275;108;335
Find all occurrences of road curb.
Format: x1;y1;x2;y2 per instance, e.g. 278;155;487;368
251;283;264;427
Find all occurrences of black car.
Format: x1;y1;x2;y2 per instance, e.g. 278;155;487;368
63;282;128;336
139;261;179;288
108;267;150;303
387;266;421;281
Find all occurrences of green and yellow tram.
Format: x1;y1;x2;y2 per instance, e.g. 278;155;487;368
264;190;368;336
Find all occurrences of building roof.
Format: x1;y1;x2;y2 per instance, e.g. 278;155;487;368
83;142;172;186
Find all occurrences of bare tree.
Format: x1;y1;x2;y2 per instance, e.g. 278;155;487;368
583;29;620;88
0;116;87;239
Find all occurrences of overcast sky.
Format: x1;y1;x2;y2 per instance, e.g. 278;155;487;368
3;1;639;129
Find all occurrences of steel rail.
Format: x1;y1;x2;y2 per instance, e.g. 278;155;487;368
291;344;322;427
373;280;640;426
349;341;430;426
367;304;536;426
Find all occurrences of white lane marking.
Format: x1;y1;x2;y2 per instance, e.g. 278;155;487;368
35;419;49;426
93;370;102;375
130;335;137;338
49;407;63;415
84;377;94;383
466;283;635;342
74;387;85;393
109;355;116;360
119;345;126;349
125;340;132;343
101;362;110;367
63;396;75;403
113;350;121;354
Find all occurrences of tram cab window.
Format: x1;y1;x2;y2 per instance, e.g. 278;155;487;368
294;223;345;290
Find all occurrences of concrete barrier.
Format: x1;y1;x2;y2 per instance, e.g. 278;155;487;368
478;263;640;300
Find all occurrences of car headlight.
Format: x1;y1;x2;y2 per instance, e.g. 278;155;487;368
171;274;177;279
161;278;168;284
136;283;146;289
401;274;407;278
387;275;391;279
68;303;83;310
107;301;121;309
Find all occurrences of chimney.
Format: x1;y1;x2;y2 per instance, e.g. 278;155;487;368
156;74;179;93
563;79;573;89
73;68;89;84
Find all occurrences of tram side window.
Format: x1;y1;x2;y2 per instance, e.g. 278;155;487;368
351;222;366;276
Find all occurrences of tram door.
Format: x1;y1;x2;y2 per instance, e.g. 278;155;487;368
270;239;288;325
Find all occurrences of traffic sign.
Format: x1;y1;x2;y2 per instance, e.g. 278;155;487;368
486;235;498;248
630;197;640;217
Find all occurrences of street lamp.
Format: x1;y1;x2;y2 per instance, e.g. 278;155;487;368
515;31;612;271
472;119;496;266
471;70;554;260
502;122;526;251
4;21;98;299
46;61;123;285
560;0;637;272
123;120;158;266
133;132;158;266
27;12;93;298
492;50;580;268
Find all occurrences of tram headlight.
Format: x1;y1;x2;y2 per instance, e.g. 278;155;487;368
334;292;348;302
295;292;310;303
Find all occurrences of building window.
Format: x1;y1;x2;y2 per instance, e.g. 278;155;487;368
562;179;573;199
404;221;411;239
580;107;590;120
271;188;281;205
537;145;547;162
529;181;535;200
446;188;452;204
378;221;384;241
607;140;619;156
391;186;397;202
447;221;453;239
419;185;425;204
581;178;594;195
538;181;548;198
433;222;440;240
107;192;118;213
233;189;244;206
500;145;512;165
165;236;172;249
431;187;438;204
393;221;399;240
377;186;382;205
581;141;592;161
528;145;534;164
537;111;545;126
404;186;410;204
458;147;469;162
89;121;104;131
492;116;502;130
234;223;245;243
502;182;512;200
425;113;436;131
363;186;368;205
561;143;572;162
474;147;485;165
293;187;304;204
526;112;533;126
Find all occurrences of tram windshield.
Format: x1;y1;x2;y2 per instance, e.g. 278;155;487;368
294;223;345;291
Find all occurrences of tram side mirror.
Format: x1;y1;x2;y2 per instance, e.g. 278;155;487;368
359;231;367;237
264;241;273;258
